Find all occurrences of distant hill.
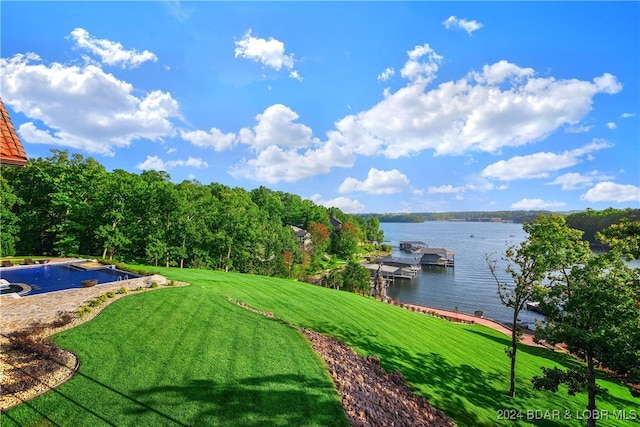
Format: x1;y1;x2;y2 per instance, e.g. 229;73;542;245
565;207;640;247
361;210;554;224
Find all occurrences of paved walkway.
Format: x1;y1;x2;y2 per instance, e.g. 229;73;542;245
1;261;167;334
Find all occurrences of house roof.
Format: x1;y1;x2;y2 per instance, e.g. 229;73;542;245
0;99;28;167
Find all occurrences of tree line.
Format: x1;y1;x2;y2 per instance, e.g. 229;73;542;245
0;150;383;279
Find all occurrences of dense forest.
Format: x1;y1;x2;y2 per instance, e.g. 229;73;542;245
566;207;640;247
0;150;384;278
365;211;558;224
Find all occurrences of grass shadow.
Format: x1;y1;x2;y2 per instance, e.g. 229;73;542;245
129;375;347;426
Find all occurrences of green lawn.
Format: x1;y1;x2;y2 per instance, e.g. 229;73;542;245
3;267;639;426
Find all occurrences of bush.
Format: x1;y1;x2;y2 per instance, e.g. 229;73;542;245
117;287;128;294
135;286;144;291
96;259;160;277
76;305;93;317
106;291;116;298
50;311;74;328
150;281;159;288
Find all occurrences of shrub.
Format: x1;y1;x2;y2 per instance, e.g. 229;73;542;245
3;328;67;394
117;287;128;294
135;286;144;291
50;311;74;328
106;291;116;298
96;259;160;277
150;281;159;288
76;305;93;317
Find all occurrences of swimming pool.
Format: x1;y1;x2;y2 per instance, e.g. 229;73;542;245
0;263;140;296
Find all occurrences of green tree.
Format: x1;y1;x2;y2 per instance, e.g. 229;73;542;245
332;221;360;258
322;267;343;290
308;221;330;267
597;218;640;260
487;214;588;397
342;260;370;293
532;222;640;427
0;173;22;256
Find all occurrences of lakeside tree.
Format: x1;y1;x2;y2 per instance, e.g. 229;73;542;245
332;221;361;258
487;214;588;397
341;260;370;293
531;220;640;427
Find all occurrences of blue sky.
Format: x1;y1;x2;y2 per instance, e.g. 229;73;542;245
1;1;638;213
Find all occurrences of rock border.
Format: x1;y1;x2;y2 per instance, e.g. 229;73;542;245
227;297;455;426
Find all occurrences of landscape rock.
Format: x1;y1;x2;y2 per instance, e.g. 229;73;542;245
301;328;455;427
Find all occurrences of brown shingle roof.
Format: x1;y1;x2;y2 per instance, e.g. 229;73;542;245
0;99;28;167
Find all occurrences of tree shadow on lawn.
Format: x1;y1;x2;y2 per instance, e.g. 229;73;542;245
2;368;346;427
468;329;640;418
310;321;569;427
128;374;348;426
467;329;585;370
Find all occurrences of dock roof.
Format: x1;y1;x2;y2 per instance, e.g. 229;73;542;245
376;257;421;267
413;247;454;255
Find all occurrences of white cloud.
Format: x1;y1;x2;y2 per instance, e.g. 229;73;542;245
581;182;640;203
234;29;301;80
400;44;442;85
230;140;353;183
470;60;534;85
427;182;494;194
565;125;593;133
621;112;635;118
1;53;179;155
136;155;208;171
69;28;157;68
606;122;616;130
442;16;483;35
239;104;317;150
547;172;598;190
511;198;566;209
289;70;303;82
180;128;236;151
339;168;411;194
377;67;395;81
229;104;355;183
593;73;622;94
136;155;166;171
309;194;365;213
481;140;612;181
327;51;622;159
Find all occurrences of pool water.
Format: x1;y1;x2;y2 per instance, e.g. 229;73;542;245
0;264;139;296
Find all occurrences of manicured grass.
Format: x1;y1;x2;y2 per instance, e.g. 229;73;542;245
2;280;348;427
3;267;638;426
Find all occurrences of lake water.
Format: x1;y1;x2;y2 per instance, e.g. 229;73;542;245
380;221;544;326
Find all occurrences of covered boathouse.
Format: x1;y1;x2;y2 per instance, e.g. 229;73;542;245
413;247;455;267
363;257;421;283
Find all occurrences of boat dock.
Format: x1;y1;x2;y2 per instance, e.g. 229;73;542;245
364;256;421;283
399;241;427;252
399;241;455;267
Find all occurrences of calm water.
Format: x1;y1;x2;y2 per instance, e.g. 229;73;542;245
381;221;543;326
0;264;138;295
